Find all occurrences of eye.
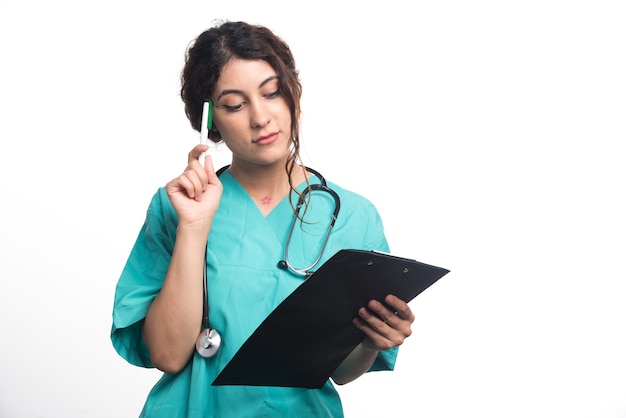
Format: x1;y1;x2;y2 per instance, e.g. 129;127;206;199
264;89;281;99
221;102;245;112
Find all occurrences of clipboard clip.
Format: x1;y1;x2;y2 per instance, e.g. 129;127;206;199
368;251;410;273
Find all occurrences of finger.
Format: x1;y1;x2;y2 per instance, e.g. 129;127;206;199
364;299;413;341
202;152;221;186
357;306;392;335
366;299;400;325
356;304;410;345
352;315;395;351
379;296;414;339
177;170;205;200
188;144;209;165
383;295;415;322
167;173;196;199
189;170;207;201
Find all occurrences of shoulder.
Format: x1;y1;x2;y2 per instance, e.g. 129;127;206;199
322;178;389;251
325;180;380;214
141;188;179;238
146;187;177;218
323;178;386;230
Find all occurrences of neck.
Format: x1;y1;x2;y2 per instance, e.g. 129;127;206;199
229;160;288;191
228;160;308;210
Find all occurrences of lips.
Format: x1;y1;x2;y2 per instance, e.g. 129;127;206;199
254;132;279;145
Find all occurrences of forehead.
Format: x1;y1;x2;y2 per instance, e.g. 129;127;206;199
216;58;278;91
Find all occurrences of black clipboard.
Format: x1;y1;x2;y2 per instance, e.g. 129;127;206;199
212;249;450;388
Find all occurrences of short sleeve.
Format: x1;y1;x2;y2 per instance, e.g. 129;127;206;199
349;194;397;372
110;189;178;368
370;346;399;371
362;200;390;254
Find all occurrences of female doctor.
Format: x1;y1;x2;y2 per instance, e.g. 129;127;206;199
111;20;415;417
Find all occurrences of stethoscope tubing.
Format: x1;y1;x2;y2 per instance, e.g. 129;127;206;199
281;183;340;276
196;165;340;357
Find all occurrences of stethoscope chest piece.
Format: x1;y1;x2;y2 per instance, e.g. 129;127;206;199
196;328;221;358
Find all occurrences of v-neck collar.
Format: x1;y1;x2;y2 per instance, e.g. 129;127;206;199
220;169;316;219
213;170;332;273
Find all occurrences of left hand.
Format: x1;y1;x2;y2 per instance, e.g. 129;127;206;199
353;294;415;351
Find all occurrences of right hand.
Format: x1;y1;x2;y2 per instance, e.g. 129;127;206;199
165;144;223;230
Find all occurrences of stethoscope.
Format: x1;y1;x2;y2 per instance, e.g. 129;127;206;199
276;167;341;276
196;165;341;358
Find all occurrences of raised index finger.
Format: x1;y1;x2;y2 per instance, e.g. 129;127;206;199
188;144;209;164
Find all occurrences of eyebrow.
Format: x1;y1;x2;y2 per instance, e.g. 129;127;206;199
215;75;279;101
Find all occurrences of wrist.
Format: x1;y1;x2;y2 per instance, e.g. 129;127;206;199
360;340;380;353
176;219;213;242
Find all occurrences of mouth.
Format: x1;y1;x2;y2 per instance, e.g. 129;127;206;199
254;132;279;145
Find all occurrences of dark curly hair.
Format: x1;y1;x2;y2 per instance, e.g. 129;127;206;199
180;21;304;189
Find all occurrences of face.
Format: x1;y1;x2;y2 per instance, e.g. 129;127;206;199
211;58;292;167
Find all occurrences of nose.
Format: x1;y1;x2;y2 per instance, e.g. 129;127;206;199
249;100;271;128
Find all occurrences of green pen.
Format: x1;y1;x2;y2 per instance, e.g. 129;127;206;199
199;100;213;167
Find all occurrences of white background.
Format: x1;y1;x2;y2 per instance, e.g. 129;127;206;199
1;1;625;417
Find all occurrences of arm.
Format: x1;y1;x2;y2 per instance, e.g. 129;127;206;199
142;145;222;374
331;294;415;385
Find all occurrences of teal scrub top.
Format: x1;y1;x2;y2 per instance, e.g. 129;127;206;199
111;171;398;418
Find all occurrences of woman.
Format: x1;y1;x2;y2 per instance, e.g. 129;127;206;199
111;20;415;417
